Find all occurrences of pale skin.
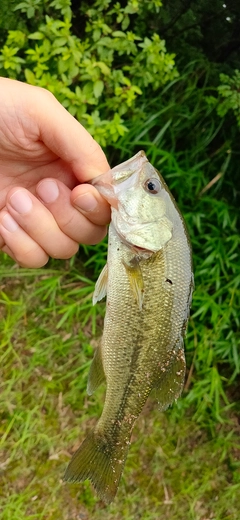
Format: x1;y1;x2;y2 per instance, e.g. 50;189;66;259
0;78;111;267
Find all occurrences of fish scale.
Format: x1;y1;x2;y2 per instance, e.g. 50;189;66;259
64;151;193;504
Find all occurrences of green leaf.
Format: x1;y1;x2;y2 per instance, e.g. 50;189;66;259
112;31;126;37
24;68;36;84
93;28;101;42
13;2;28;10
96;61;111;76
122;15;130;31
28;32;44;40
93;79;104;98
27;6;34;18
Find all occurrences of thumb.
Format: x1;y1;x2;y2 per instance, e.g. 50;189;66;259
33;86;110;181
0;78;110;182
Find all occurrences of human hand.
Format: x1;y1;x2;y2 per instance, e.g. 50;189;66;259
0;78;111;267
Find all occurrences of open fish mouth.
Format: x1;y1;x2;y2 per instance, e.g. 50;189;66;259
132;244;153;254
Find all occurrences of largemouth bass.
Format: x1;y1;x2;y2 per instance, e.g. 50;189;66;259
64;151;193;503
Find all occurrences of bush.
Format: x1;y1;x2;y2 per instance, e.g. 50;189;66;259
217;70;240;126
0;0;178;146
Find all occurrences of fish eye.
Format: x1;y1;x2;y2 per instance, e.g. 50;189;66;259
144;178;161;194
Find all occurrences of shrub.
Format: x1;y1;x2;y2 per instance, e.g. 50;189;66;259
0;0;178;146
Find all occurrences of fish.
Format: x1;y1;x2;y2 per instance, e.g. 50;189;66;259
63;151;193;504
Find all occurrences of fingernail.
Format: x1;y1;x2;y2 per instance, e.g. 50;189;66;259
73;192;98;212
1;213;19;232
10;190;32;214
37;180;59;203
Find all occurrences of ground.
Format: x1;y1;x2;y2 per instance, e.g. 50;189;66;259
1;256;239;520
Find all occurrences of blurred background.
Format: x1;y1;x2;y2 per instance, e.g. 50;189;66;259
0;1;239;519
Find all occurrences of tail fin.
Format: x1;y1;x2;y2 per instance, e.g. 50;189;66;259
63;432;128;504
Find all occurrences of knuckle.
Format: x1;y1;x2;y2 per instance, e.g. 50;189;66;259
62;242;79;258
82;225;107;245
16;245;49;267
19;257;49;268
59;213;76;233
37;85;55;101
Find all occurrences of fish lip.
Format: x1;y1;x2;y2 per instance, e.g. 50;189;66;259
132;244;152;253
91;151;148;208
133;247;154;257
130;243;156;259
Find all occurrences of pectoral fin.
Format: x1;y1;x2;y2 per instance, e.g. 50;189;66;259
122;258;144;311
153;343;186;411
92;264;108;305
87;346;105;395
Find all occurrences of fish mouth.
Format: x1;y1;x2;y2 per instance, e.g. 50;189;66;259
132;246;155;259
132;244;152;254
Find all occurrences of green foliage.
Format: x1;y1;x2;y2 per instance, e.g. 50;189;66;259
217;70;240;126
0;0;27;40
13;0;43;19
0;0;178;146
1;1;240;517
0;44;25;74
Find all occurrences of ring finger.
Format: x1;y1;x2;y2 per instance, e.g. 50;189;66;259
0;212;49;267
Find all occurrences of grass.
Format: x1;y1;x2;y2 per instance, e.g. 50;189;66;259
1;252;239;520
1;65;240;519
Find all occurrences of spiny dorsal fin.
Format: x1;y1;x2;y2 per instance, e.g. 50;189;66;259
122;258;144;311
92;263;108;305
